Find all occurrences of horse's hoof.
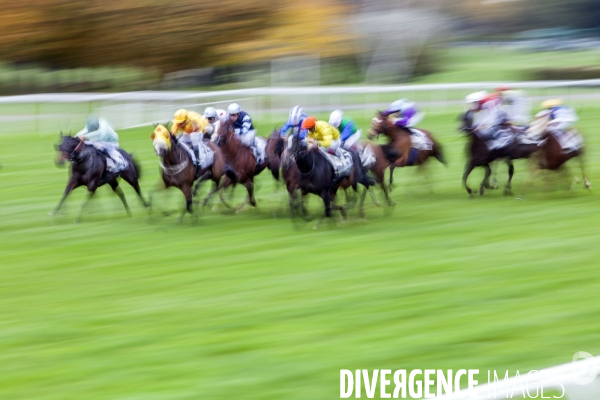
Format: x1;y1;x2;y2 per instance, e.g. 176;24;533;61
48;211;56;217
373;200;382;207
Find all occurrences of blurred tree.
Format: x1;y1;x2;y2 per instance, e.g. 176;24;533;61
447;0;600;33
0;0;355;73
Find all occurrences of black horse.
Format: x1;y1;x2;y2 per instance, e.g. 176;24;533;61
52;134;149;221
460;111;540;196
289;134;375;224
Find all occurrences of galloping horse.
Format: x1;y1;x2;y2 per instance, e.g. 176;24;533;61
51;134;148;221
265;129;285;181
150;124;229;222
459;112;540;196
288;134;347;222
369;111;446;190
214;119;268;211
523;126;591;191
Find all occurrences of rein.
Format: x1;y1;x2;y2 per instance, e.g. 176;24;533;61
160;146;190;175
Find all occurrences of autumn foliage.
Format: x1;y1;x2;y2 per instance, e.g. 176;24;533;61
0;0;354;72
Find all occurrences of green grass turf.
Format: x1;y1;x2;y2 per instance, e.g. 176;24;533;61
1;108;600;399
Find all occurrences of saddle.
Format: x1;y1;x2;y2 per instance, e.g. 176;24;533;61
408;128;433;150
319;147;353;179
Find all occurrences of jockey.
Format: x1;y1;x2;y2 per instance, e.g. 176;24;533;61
280;105;307;138
227;103;265;164
203;106;226;140
329;109;362;151
382;99;425;130
300;116;341;155
75;116;128;173
170;108;209;163
464;91;513;148
494;87;530;127
540;98;578;134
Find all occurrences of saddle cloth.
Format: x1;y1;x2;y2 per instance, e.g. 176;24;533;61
179;141;214;169
319;147;353;179
87;142;128;173
476;127;515;151
551;128;584;154
408;128;433;151
253;136;267;165
360;145;376;169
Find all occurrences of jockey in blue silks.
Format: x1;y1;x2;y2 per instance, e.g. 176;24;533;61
281;105;309;150
280;105;307;138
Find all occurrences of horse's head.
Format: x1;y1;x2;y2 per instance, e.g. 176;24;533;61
55;133;83;166
458;111;475;136
214;119;236;147
369;111;393;140
151;124;173;157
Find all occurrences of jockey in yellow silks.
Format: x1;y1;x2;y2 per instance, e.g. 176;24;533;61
151;124;173;154
301;116;341;152
170;109;209;162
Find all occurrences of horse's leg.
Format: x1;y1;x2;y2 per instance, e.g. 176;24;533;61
388;164;395;192
358;186;369;218
479;164;492;196
504;160;515;196
379;169;394;206
121;170;149;207
192;171;211;196
178;184;194;223
462;161;476;197
75;185;98;223
50;178;80;216
417;162;434;194
108;180;132;217
578;155;591;189
201;181;218;208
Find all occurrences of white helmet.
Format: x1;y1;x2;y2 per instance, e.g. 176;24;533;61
227;103;241;114
288;105;303;126
204;107;217;119
388;99;407;113
329;109;344;128
465;91;488;104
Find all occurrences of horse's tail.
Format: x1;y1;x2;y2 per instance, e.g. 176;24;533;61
130;154;142;180
434;142;448;167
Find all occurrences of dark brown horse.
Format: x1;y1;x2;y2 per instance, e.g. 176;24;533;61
459;112;541;196
265;129;285;181
522;128;591;192
214;119;268;212
369;111;446;190
51;134;148;222
150;125;228;222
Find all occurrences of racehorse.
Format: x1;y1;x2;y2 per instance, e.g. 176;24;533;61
150;124;229;222
459;111;544;196
51;133;148;221
369;111;446;191
288;133;347;224
265;129;285;181
522;127;591;192
214;119;268;212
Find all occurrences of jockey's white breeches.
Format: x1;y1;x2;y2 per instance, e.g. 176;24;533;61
238;130;256;147
342;130;362;150
180;132;203;147
328;139;341;152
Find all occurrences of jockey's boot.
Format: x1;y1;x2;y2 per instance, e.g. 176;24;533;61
193;146;201;176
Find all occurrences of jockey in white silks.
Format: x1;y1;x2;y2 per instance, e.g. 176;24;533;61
204;106;227;141
495;87;531;128
464;91;514;150
75;117;128;172
227;103;265;165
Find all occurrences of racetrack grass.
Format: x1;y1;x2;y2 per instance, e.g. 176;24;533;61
1;108;600;399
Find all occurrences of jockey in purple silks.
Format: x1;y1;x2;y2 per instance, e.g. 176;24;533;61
382;99;425;131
